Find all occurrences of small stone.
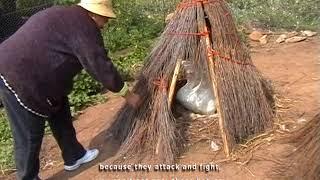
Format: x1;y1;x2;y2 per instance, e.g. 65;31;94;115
276;34;287;43
259;35;268;44
249;31;264;41
286;31;299;38
285;36;307;43
210;141;220;151
301;30;317;37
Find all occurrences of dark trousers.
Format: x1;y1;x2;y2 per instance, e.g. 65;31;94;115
0;79;86;180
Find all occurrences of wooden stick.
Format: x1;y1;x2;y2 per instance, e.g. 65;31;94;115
156;58;182;155
155;136;162;155
168;58;183;108
197;3;231;157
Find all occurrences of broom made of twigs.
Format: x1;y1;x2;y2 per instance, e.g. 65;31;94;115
201;0;274;154
271;113;320;179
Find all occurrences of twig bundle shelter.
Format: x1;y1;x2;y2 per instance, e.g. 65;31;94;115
107;0;274;164
272;113;320;179
202;0;274;154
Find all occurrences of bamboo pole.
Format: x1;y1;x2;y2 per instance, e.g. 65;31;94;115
156;58;182;155
197;2;231;157
168;58;183;108
155;136;162;155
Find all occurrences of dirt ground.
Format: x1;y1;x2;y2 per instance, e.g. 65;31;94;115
4;37;320;180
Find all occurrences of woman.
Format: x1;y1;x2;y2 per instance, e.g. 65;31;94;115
0;0;140;179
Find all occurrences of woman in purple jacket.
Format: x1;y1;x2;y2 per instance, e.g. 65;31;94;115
0;0;140;179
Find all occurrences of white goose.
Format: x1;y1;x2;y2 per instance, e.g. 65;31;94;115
176;60;217;115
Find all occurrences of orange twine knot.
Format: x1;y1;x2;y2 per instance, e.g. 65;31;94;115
208;48;220;57
207;48;254;67
153;78;168;91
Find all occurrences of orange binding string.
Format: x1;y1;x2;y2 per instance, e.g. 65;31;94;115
153;78;168;91
208;48;254;66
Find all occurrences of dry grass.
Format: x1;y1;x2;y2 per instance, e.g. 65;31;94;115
271;112;320;179
175;104;221;148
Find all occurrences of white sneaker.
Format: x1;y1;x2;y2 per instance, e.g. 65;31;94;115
64;149;99;171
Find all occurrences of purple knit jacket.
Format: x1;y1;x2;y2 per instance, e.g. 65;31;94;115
0;6;124;116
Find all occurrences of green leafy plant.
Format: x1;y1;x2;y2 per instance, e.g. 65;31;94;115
230;0;320;30
68;70;105;113
0;110;14;172
54;0;79;5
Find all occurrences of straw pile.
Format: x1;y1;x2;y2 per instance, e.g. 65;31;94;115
273;113;320;179
202;0;273;151
107;0;274;164
175;104;221;148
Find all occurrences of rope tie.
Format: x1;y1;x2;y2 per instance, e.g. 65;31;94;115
153;78;168;91
207;48;254;66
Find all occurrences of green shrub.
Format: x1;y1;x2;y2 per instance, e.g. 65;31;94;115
230;0;320;30
68;70;105;113
54;0;79;5
101;0;172;79
0;110;14;172
111;46;149;80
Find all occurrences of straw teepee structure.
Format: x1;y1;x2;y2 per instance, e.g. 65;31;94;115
107;0;274;164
